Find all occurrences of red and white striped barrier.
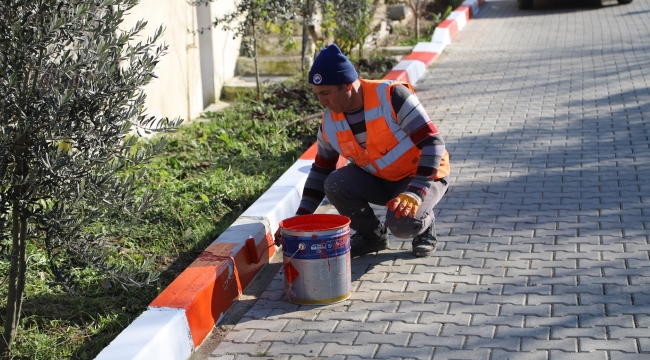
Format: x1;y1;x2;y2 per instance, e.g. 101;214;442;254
383;59;427;85
389;0;483;86
431;18;459;46
401;42;446;67
447;8;469;31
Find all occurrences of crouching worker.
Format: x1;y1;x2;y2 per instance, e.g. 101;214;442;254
285;44;450;258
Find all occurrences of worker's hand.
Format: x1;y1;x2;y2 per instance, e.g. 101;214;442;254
273;228;282;247
386;193;421;218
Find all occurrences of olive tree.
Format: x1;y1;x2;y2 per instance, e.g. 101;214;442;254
0;0;180;351
315;0;376;58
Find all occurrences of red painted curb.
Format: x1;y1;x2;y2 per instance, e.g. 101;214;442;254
150;233;276;346
299;142;318;160
403;51;440;67
150;242;242;346
383;69;411;83
236;233;276;288
438;19;460;40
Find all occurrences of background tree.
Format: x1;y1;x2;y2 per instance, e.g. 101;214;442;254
194;0;296;99
315;0;376;58
0;0;180;351
405;0;429;40
298;0;315;75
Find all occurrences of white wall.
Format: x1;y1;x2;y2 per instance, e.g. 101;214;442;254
123;0;240;123
210;3;241;104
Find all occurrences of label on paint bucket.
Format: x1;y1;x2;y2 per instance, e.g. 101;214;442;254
282;231;350;259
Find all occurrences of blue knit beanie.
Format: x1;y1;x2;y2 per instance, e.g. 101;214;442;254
308;44;358;85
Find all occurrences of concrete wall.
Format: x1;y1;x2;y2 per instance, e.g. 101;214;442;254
122;0;240;122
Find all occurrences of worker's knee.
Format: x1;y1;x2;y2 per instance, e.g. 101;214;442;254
385;216;421;239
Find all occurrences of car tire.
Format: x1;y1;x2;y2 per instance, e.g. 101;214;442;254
518;0;533;9
617;0;633;4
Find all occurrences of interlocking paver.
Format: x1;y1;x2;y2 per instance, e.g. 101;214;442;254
579;338;637;352
419;313;471;325
211;342;270;357
502;304;552;317
476;293;525;305
315;310;368;322
495;325;550;340
604;304;650;317
448;303;499;316
222;329;254;343
346;302;397;313
204;0;650;358
547;351;606;360
319;343;376;357
366;310;420;323
333;320;387;334
491;349;547;360
550;326;606;340
282;319;337;332
395;301;448;314
374;344;435;359
354;332;410;347
579;314;635;328
579;294;631;305
465;336;520;351
387;322;441;335
521;338;577;352
432;347;490;360
608;353;650;360
638;338;650;352
503;284;552;295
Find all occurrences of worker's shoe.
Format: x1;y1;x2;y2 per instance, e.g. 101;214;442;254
412;224;437;258
350;226;389;258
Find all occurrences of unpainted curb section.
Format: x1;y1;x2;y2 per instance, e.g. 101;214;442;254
94;1;483;358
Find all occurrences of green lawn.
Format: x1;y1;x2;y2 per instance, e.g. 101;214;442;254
0;83;321;359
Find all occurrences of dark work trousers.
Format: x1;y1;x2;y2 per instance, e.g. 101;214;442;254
323;164;449;239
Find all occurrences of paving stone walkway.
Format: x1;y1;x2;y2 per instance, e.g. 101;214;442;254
208;0;650;358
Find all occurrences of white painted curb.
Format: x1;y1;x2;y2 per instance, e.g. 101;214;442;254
431;25;452;46
240;159;312;234
215;216;270;254
448;11;468;31
393;60;427;85
412;41;447;54
95;309;193;360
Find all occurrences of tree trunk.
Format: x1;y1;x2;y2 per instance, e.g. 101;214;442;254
2;138;29;353
301;0;313;77
252;25;260;100
415;5;420;40
301;20;308;76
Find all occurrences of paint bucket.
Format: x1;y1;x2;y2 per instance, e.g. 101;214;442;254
280;214;351;305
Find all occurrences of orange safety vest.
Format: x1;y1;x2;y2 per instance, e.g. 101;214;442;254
321;79;450;181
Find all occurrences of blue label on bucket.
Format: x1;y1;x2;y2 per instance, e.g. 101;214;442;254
282;230;350;259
